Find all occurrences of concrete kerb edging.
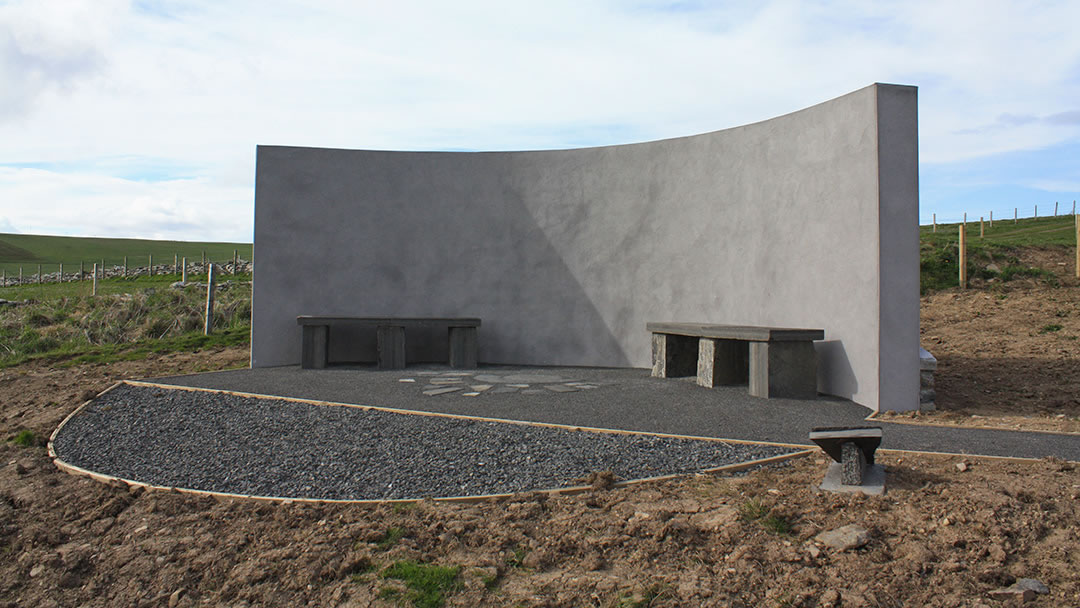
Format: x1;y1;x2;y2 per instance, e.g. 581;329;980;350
47;380;816;505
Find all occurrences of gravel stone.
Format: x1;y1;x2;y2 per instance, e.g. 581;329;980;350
51;384;797;501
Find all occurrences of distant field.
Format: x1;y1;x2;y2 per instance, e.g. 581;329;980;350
0;233;252;276
920;214;1078;248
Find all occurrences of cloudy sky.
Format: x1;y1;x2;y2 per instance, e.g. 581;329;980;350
2;0;1079;243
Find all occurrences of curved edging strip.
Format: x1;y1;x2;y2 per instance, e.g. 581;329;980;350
865;411;1080;437
48;380;815;505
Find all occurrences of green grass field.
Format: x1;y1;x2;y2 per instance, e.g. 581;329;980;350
919;214;1077;293
920;214;1078;248
0;232;252;277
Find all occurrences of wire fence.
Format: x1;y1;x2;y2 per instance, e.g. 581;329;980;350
923;200;1077;227
0;251;250;288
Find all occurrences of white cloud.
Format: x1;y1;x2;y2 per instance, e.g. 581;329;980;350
0;0;1079;240
0;167;251;241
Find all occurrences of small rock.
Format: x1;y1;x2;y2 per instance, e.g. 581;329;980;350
29;564;45;577
956;461;969;472
806;544;822;559
987;578;1048;603
168;589;185;608
814;524;871;551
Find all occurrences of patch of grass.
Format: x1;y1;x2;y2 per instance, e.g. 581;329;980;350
378;587;403;602
918;215;1074;293
759;513;794;536
505;544;528;569
391;501;417;513
0;281;251;370
380;560;461;608
376;527;407;551
1040;323;1064;334
738;497;769;522
11;429;37;447
616;584;668;607
480;572;499;591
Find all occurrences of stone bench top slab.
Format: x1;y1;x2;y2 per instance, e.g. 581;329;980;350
297;316;481;327
809;426;883;464
646;322;823;342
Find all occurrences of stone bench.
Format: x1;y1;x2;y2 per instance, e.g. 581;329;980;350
297;316;480;370
646;322;824;399
809;426;884;492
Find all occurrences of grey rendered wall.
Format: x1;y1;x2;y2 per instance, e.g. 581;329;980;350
251;83;919;412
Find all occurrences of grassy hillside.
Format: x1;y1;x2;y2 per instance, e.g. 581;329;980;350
920;214;1077;292
0;233;252;276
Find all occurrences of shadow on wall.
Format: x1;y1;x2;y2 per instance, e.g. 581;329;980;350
254;147;634;368
815;340;857;398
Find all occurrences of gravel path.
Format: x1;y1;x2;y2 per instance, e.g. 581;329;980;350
52;383;798;501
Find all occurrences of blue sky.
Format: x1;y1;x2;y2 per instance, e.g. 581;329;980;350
1;0;1078;241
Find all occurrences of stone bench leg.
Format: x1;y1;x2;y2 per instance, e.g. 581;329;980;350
651;333;698;378
841;441;867;485
301;324;329;369
448;326;478;368
697;338;749;388
376;325;406;370
748;341;818;399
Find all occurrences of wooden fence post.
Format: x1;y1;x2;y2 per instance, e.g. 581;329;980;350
932;213;936;232
1014;207;1018;224
958;223;967;289
182;257;187;283
1;268;5;286
1035;205;1038;219
173;254;178;276
59;262;63;283
963;212;967;225
989;210;993;228
980;217;984;238
201;250;206;267
37;264;41;285
18;266;22;286
1055;201;1058;216
123;256;127;277
148;254;152;277
92;264;98;296
1076;214;1079;280
204;263;216;335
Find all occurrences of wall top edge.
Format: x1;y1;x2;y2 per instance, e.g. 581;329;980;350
256;82;915;157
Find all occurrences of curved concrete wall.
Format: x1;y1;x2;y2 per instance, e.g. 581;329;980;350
252;83;919;412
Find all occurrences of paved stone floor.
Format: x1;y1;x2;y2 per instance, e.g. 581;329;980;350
149;364;1080;461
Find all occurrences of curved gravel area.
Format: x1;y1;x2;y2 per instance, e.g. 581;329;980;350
52;383;799;501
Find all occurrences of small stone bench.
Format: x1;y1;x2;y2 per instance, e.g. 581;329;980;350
809;426;884;492
297;316;480;370
647;322;824;399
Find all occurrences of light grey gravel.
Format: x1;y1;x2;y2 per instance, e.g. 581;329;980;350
52;383;797;501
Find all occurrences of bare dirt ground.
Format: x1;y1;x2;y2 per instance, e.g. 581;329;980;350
889;246;1080;434
2;254;1079;607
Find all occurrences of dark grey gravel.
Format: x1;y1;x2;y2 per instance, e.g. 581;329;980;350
52;383;798;501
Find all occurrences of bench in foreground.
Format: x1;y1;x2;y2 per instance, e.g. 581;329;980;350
297;316;480;370
647;322;824;399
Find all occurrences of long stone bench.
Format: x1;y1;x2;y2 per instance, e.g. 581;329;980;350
647;322;824;399
297;316;480;370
